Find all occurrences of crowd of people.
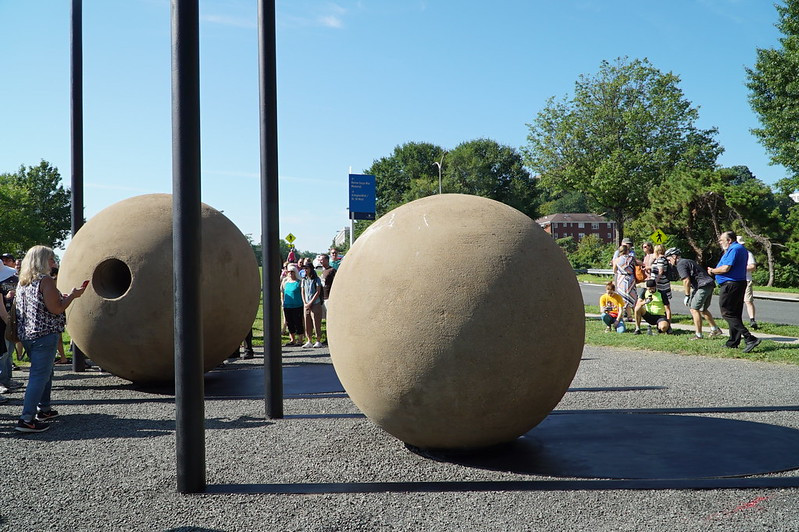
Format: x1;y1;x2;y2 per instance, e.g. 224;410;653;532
602;232;761;351
2;232;767;435
279;247;342;348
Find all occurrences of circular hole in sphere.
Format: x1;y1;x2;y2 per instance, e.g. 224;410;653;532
92;258;132;299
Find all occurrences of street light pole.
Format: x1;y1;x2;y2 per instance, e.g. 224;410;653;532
433;152;445;194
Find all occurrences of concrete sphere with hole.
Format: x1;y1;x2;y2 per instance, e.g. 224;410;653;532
327;194;585;449
58;194;260;383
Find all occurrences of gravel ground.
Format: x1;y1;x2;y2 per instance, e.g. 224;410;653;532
1;344;798;531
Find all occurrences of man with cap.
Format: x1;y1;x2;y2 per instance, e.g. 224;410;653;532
0;254;15;269
611;237;635;265
707;231;760;352
736;236;758;330
665;247;722;339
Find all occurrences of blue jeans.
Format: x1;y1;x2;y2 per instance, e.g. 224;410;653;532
20;333;58;422
0;339;12;387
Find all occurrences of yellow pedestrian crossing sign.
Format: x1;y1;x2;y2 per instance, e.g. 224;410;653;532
650;229;668;245
285;233;296;244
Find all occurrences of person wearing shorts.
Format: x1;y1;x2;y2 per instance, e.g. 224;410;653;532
666;247;722;340
738;236;758;330
634;280;670;334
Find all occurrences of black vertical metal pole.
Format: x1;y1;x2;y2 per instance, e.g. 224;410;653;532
258;0;283;419
70;0;88;373
171;0;206;493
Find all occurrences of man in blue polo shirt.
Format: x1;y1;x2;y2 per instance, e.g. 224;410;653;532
707;231;761;352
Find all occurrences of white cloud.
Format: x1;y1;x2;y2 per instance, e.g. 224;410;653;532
279;1;350;30
318;15;343;28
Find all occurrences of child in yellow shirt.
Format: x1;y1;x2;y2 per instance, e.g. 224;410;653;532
599;282;625;332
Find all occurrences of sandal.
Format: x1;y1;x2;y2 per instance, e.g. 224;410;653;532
55;359;72;365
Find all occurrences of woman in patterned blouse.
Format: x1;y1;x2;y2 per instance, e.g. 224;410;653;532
13;246;88;433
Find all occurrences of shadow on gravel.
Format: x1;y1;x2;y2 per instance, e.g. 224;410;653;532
568;386;668;392
204;363;344;398
414;412;799;480
0;414;271;440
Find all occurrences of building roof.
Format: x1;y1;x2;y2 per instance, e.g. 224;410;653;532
535;213;613;225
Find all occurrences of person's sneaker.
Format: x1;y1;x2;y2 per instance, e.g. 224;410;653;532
15;419;50;433
633;328;642;335
690;335;703;340
4;380;23;391
242;349;254;360
708;329;723;338
742;338;762;353
35;409;59;421
750;319;759;330
313;342;323;348
301;342;313;348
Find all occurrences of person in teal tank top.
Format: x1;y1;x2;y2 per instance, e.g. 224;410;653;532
280;265;305;346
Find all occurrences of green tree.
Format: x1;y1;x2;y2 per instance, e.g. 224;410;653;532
639;166;787;285
368;141;445;216
538;189;592;216
523;57;722;243
443;138;539;218
356;139;542;239
746;0;799;194
636;168;722;263
568;234;609;269
0;160;72;253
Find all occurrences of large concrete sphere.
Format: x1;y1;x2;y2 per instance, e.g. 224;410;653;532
58;194;260;383
327;194;585;449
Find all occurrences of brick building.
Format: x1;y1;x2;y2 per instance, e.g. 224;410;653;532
535;213;616;244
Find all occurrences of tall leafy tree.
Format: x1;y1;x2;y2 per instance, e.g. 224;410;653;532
366;141;445;216
0;160;72;253
746;0;799;193
635;168;721;264
356;139;541;238
538;189;592;216
638;166;786;285
523;57;721;242
352;142;444;239
443;138;539;218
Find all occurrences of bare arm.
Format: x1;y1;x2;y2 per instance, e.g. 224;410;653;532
40;275;86;315
708;264;732;275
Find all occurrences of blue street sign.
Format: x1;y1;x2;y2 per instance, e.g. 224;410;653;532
349;174;376;220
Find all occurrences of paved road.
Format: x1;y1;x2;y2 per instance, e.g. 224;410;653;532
580;282;799;326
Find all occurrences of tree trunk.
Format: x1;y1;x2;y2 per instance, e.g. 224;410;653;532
614;210;625;247
728;210;777;286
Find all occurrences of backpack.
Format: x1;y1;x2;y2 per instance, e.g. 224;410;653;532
634;261;646;283
665;261;680;282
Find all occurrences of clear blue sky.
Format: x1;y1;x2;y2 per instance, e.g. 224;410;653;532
0;0;788;254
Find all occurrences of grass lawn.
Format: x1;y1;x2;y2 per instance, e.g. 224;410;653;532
585;307;799;365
